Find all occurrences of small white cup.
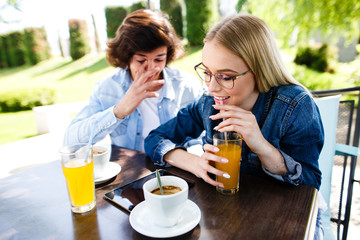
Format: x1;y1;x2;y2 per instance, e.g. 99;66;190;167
93;145;111;179
143;175;188;227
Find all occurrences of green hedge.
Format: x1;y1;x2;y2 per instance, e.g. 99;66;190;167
24;28;51;65
105;1;147;40
69;19;91;60
184;0;214;46
105;6;128;39
0;35;8;68
0;88;56;112
160;0;183;38
128;1;147;13
7;31;26;67
0;27;51;68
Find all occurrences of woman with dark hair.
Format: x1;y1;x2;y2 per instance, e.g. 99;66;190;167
64;9;202;151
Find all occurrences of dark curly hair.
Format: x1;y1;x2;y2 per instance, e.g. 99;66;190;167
106;9;184;69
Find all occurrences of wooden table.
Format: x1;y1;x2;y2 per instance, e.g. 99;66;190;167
0;146;318;240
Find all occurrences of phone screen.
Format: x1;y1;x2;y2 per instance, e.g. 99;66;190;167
103;169;195;213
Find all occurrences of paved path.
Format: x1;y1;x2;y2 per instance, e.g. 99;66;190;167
331;164;360;239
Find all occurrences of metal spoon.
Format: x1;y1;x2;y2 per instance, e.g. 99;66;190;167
156;169;164;195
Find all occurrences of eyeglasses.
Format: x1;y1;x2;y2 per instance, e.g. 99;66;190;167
194;62;251;89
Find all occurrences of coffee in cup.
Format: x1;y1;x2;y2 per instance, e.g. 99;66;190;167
151;185;182;195
143;175;188;227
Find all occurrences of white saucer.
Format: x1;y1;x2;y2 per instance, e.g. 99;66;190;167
94;162;121;184
129;199;201;238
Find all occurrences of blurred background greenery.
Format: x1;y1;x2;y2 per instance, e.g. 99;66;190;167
0;0;359;145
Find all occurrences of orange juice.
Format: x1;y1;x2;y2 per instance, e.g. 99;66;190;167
215;143;242;191
62;159;95;207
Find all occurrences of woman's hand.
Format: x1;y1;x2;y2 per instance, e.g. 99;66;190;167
210;104;266;155
164;146;229;188
114;64;164;119
210;104;287;175
194;144;231;188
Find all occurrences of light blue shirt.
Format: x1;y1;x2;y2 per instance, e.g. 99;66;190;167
63;66;203;151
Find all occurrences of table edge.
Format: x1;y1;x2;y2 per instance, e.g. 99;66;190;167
304;188;319;240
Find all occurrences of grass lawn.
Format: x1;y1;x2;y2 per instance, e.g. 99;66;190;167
0;48;202;145
0;111;36;145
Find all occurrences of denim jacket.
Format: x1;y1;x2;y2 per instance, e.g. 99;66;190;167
145;85;324;189
63;66;203;151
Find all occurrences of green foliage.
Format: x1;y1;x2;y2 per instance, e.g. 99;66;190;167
0;35;8;68
104;1;157;40
242;0;360;47
236;0;247;12
292;65;335;90
185;0;217;46
286;54;353;91
105;6;128;39
0;87;56;112
160;0;184;38
68;19;91;60
345;56;360;86
6;31;26;67
0;28;50;68
128;1;147;13
294;44;330;72
24;27;51;65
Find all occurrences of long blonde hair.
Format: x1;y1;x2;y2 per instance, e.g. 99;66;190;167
205;13;305;93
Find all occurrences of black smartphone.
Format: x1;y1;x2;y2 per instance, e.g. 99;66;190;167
103;169;195;213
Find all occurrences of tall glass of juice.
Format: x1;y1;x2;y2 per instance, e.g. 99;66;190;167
60;144;96;213
213;132;242;195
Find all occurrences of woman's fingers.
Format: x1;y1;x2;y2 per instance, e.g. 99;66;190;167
210;104;266;154
133;65;161;84
199;144;230;187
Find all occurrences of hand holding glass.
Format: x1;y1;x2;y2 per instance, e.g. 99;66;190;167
213;132;242;195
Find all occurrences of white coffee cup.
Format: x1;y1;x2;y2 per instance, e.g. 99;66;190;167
143;175;188;227
93;144;111;179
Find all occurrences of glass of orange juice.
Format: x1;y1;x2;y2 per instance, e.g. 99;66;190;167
60;144;96;213
213;132;242;195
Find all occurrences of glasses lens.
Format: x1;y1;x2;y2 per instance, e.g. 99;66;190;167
195;66;208;82
215;74;234;89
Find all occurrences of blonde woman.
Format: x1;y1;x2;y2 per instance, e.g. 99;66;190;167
145;13;324;238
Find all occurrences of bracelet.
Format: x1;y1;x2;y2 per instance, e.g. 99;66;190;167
267;158;285;171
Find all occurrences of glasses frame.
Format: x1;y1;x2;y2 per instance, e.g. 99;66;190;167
194;62;251;89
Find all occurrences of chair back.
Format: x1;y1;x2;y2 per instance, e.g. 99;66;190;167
314;95;341;240
313;87;360;240
314;95;341;207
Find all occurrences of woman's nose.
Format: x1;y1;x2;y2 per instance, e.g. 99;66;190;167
207;75;222;92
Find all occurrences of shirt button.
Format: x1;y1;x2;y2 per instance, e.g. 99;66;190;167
136;132;140;135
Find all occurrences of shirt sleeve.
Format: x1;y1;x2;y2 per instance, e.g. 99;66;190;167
145;98;205;165
262;149;302;185
63;105;123;146
261;91;323;189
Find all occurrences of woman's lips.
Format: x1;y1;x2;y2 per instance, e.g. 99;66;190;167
214;96;230;105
